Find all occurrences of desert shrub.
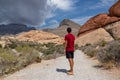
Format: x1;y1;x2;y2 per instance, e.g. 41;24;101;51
80;44;97;57
7;43;17;49
16;49;41;68
0;41;41;76
0;44;2;48
97;40;120;66
15;45;33;53
41;43;61;55
43;42;56;47
0;40;66;76
85;43;91;46
98;40;107;47
41;43;64;60
75;44;79;49
86;49;98;57
0;48;18;75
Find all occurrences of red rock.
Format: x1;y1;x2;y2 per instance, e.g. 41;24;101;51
109;0;120;17
78;14;120;36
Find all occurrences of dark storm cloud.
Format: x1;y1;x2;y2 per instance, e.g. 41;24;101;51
0;0;50;26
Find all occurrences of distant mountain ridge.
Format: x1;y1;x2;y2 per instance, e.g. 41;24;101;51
0;24;36;35
43;19;81;37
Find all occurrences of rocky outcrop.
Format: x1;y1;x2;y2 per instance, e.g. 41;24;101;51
76;28;114;46
78;1;120;36
14;30;63;44
0;24;36;35
104;21;120;39
109;0;120;17
78;14;120;36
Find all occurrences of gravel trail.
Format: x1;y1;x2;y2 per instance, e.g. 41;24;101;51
1;50;120;80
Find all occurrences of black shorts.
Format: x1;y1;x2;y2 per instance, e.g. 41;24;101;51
66;51;74;59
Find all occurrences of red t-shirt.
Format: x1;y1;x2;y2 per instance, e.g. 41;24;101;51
64;33;75;51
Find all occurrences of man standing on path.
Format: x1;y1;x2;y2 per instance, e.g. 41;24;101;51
64;27;75;75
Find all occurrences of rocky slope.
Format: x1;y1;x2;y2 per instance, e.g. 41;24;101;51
0;24;36;35
43;19;80;37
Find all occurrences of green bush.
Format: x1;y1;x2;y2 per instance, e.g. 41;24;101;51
97;40;120;66
0;40;66;76
0;48;18;75
0;44;2;48
98;40;107;47
87;49;98;57
0;41;42;76
75;44;79;50
8;43;17;49
41;43;64;60
80;44;97;57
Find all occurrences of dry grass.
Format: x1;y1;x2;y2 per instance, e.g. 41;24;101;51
0;40;65;76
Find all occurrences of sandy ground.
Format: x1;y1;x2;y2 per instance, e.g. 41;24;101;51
1;50;120;80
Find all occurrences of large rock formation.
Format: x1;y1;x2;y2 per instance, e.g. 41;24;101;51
109;0;120;17
78;14;120;36
76;28;114;46
78;1;120;36
43;19;80;37
76;0;120;46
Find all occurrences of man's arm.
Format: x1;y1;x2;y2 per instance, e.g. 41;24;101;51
64;40;67;54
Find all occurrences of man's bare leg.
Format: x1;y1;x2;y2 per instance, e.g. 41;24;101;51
68;58;74;74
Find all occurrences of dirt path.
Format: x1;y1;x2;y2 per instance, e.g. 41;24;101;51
1;50;120;80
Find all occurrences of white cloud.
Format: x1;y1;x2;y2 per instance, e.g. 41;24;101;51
71;16;93;25
47;0;74;10
90;0;117;9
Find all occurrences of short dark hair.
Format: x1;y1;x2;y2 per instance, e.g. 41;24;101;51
67;27;72;33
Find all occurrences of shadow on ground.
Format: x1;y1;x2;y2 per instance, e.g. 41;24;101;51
56;68;67;74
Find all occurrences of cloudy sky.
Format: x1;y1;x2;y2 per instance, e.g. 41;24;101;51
0;0;118;29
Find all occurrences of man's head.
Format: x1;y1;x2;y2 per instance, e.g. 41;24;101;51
67;27;72;33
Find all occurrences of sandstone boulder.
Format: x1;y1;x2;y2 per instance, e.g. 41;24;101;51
78;14;120;36
76;28;114;46
109;0;120;17
104;21;120;39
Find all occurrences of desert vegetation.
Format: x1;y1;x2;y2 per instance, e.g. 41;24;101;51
0;40;65;76
80;40;120;68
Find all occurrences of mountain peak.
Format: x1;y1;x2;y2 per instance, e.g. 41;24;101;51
59;19;80;28
43;19;81;37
